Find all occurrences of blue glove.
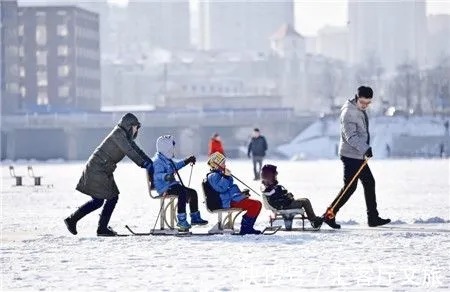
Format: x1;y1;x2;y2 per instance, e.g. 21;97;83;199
142;160;154;175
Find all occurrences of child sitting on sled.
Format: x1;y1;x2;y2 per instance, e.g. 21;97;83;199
206;152;262;235
260;164;323;229
152;135;208;231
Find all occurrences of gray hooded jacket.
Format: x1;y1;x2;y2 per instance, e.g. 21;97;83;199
338;99;371;159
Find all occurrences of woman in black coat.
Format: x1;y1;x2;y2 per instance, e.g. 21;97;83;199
64;113;153;236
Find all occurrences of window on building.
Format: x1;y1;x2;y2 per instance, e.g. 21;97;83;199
37;91;49;105
36;50;47;66
20;86;26;98
57;10;67;16
19;66;25;78
37;71;48;87
58;65;70;77
57;24;68;36
58;86;69;98
36;25;47;45
7;46;18;57
8;64;18;76
7;83;19;94
18;25;24;36
57;45;68;56
18;46;24;58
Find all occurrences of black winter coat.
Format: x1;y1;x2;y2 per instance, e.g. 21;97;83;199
247;136;268;157
263;182;294;209
76;113;151;199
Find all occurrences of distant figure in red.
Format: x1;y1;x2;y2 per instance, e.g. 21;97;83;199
208;133;225;156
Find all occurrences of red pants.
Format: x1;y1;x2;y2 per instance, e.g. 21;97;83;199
231;198;262;218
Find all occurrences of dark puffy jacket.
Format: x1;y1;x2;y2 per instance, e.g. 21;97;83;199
247;136;268;157
262;182;293;210
76;113;151;199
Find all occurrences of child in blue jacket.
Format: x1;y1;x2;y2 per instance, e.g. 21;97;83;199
152;135;208;230
207;152;262;235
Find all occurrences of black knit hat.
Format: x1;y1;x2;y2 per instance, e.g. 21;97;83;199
261;164;277;176
357;86;373;99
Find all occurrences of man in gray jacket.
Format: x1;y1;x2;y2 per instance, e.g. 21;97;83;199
324;86;390;229
64;113;153;236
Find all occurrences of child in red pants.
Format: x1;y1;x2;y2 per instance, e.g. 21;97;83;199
207;152;262;235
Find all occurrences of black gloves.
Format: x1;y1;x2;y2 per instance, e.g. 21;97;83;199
184;155;196;165
164;173;175;182
365;147;373;158
142;160;154;175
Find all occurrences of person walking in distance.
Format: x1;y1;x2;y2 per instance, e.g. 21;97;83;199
323;86;390;229
247;128;268;180
208;133;225;156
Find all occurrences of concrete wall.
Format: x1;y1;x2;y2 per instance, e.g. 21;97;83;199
14;128;67;160
1;121;310;161
1;131;7;160
392;135;450;157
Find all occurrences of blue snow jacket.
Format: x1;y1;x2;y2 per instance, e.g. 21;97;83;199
152;152;186;195
207;170;246;208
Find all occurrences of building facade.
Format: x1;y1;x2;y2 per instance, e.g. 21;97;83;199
127;0;191;51
348;0;427;72
316;25;349;62
18;5;100;112
1;0;20;114
427;14;450;66
199;0;294;51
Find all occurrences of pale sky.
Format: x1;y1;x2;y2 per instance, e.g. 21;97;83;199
295;0;450;36
109;0;450;36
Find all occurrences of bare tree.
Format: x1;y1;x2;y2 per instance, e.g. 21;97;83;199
354;53;383;86
314;59;345;111
391;61;420;112
425;56;450;114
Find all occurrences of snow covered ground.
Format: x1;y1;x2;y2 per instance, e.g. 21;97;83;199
1;159;449;290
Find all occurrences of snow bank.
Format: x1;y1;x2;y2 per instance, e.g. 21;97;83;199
278;115;449;159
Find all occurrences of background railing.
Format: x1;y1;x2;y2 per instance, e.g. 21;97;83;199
1;108;298;129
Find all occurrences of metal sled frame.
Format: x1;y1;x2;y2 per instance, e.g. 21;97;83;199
147;172;179;235
262;194;309;231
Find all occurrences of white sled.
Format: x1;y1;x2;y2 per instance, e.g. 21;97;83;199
262;194;309;231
